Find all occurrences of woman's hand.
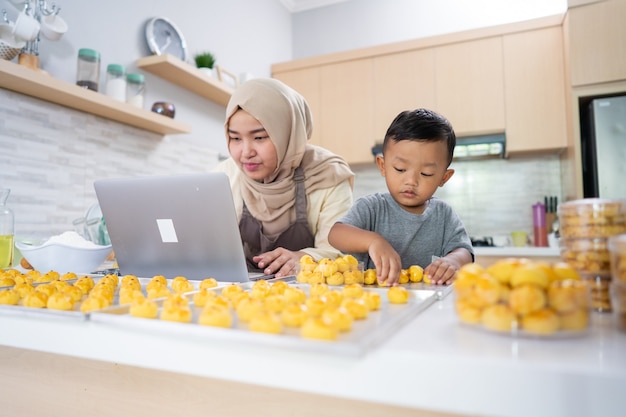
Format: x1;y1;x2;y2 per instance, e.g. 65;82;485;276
253;248;307;278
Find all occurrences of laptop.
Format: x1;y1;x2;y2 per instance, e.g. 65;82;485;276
94;173;260;282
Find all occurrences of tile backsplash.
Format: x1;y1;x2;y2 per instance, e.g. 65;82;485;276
1;89;562;241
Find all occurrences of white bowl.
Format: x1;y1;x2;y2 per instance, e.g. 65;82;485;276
15;240;112;274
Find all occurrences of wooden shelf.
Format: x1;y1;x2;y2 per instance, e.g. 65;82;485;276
136;54;234;107
0;59;191;135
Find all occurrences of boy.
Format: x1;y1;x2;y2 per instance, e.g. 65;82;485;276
328;108;474;286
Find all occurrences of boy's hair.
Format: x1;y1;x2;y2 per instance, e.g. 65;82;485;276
382;108;456;166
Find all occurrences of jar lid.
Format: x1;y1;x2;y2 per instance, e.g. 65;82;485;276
107;64;126;75
127;73;145;83
78;48;100;59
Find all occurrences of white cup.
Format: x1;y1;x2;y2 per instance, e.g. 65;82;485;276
40;14;67;41
492;235;511;247
12;11;40;42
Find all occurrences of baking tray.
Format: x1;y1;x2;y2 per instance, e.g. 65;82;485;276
90;281;438;356
0;276;226;321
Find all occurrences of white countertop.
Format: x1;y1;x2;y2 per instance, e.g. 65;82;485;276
473;246;560;257
1;294;624;417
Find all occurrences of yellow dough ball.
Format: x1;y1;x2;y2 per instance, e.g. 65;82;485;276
310;282;330;297
481;304;517;332
548;279;589;313
281;303;309;327
160;305;192;323
361;291;382;311
299;254;317;273
323;289;344;308
35;283;57;297
0;289;20;305
171;276;194;293
510;262;550;289
408;265;424;283
60;272;78;281
307;271;326;285
296;270;310;283
62;285;85;303
469;275;502;308
321;307;353;332
13;282;35;298
90;285;115;304
222;284;244;301
192;288;217;308
422;273;432;285
205;295;231;309
198;304;232;328
317;258;338;278
341;298;369;319
521;308;560;335
229;291;250;309
387;286;409;304
269;280;289;295
200;278;219;289
342;283;364;299
551;262;581;281
264;294;287;313
398;269;410;284
363;269;377;285
455;299;482;324
53;280;72;292
283;287;307;305
0;277;16;287
326;271;345;286
335;256;350;273
23;291;48;308
147;275;168;290
559;308;589;331
301;317;338;341
47;292;74;310
236;298;265;323
121;274;139;286
129;297;158;319
163;294;189;310
118;287;144;305
249;312;282;334
509;284;547;315
305;295;329;317
74;276;95;294
147;285;171;299
80;294;110;312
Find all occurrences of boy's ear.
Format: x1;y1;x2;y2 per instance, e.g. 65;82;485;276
375;154;385;176
440;168;455;187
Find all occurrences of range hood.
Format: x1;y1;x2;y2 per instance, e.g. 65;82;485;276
370;133;506;161
454;133;506;160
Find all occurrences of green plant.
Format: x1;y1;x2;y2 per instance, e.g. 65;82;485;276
194;52;216;69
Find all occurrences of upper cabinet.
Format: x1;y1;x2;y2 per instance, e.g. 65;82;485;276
503;26;567;154
0;59;191;135
434;37;505;136
136;54;234;107
567;0;626;86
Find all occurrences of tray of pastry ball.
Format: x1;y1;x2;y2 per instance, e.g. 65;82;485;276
0;271;224;320
89;278;438;356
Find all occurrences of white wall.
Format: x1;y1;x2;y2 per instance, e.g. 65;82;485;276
291;0;567;58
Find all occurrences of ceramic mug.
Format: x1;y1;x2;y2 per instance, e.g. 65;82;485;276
39;14;68;41
12;11;40;42
510;231;528;247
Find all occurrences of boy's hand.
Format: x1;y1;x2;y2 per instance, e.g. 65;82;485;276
368;237;402;286
425;257;459;285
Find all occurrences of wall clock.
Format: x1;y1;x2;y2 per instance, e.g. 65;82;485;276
145;17;188;61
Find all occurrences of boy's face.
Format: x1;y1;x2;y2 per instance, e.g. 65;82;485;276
376;139;454;214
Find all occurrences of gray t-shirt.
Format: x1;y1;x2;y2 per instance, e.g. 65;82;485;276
336;193;474;270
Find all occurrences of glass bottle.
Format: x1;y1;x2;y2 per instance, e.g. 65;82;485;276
76;48;101;92
0;188;14;269
126;73;145;108
105;64;126;102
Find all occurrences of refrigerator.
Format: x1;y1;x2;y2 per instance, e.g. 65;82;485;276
581;95;626;199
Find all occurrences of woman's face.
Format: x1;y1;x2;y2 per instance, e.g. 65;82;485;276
227;109;279;182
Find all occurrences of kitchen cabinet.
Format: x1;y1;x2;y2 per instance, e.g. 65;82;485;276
273;67;322;147
503;26;568;154
136;54;235;107
0;59;191;135
372;49;436;138
567;0;626;87
434;37;505;136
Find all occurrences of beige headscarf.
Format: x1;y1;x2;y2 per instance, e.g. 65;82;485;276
225;78;354;236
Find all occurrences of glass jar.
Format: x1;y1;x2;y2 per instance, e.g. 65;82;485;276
105;64;126;102
126;73;145;108
0;188;14;269
76;48;101;92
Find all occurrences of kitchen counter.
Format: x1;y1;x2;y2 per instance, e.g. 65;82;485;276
1;293;624;417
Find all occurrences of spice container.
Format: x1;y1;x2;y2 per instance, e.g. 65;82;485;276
105;64;126;102
0;188;14;269
76;48;101;92
126;73;145;108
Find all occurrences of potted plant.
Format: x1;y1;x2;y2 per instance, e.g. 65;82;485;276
194;52;216;77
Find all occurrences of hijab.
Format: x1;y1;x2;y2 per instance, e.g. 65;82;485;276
225;78;354;236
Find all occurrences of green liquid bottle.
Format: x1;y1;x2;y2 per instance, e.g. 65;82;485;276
0;188;14;269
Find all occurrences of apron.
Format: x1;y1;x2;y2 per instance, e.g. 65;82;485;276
239;166;315;272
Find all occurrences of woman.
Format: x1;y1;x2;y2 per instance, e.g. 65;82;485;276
213;78;354;278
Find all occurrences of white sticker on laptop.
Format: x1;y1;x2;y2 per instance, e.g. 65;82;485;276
156;219;179;243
